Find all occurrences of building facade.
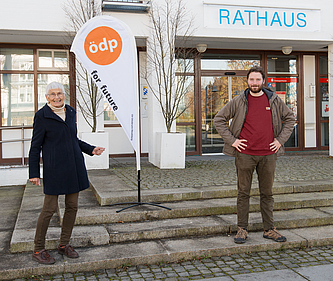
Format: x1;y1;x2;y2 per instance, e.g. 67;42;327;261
1;0;333;169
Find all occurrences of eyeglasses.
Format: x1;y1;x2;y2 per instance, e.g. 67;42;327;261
49;92;64;98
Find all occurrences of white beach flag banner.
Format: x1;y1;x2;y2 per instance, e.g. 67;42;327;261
71;15;140;170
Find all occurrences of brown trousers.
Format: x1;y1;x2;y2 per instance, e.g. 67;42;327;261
235;152;277;230
34;192;79;252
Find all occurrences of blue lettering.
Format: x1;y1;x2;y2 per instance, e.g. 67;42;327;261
257;11;268;26
220;9;230;24
244;10;255;25
233;10;245;25
297;12;306;27
284;12;294;27
270;12;282;26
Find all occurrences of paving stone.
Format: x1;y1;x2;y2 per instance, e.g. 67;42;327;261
188;270;201;276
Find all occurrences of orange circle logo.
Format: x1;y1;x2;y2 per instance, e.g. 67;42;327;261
84;26;122;65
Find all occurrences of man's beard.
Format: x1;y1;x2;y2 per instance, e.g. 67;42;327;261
248;83;263;93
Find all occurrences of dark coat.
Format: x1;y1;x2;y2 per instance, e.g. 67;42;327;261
28;104;95;195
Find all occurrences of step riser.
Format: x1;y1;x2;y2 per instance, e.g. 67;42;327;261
71;198;333;225
109;217;333;243
91;179;333;205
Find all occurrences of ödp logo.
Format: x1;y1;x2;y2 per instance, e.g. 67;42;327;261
84;26;122;65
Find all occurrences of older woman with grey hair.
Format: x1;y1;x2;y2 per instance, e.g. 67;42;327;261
29;82;105;264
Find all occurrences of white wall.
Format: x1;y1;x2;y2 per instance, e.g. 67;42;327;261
4;0;333;43
303;55;316;148
0;0;70;32
105;127;133;154
183;0;333;46
102;11;150;42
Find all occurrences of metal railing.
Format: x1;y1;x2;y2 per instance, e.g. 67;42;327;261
0;125;32;165
105;0;144;2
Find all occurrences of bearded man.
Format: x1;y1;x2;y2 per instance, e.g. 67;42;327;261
214;66;296;244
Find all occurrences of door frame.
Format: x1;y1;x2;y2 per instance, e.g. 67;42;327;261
199;72;248;155
182;49;310;156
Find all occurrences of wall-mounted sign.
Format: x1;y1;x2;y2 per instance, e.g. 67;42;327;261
142;86;148;99
204;4;321;32
320;78;328;83
267;77;298;83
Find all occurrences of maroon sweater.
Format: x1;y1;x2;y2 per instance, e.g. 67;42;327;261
239;93;274;156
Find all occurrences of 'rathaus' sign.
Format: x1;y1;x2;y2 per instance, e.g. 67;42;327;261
204;4;321;32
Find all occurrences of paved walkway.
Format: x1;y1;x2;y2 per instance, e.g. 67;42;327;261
111;153;332;189
3;152;333;281
13;246;333;280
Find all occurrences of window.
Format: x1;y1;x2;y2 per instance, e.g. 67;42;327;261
175;53;195;152
201;54;260;71
0;46;71;127
0;48;33;71
37;49;69;71
267;55;297;74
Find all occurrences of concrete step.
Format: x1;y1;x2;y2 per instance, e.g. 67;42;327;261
11;181;333;253
62;185;333;225
88;169;333;205
11;207;333;253
10;182;333;253
4;225;333;280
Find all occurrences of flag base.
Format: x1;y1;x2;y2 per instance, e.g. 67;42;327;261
109;170;172;213
110;202;171;213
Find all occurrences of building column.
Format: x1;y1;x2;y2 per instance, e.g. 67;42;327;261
146;43;168;166
328;44;333;156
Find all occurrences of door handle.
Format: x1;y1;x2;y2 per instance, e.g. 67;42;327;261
224;72;236;75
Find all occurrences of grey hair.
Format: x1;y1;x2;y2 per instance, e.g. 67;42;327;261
46;82;66;96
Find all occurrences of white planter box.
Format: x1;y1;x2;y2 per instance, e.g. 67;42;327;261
81;132;109;170
155;132;186;169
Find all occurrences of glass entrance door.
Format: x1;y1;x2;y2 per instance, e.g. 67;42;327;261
201;76;247;154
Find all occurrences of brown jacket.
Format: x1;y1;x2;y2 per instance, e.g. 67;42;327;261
213;88;296;157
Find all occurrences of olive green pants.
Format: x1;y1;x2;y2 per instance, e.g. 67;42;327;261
34;192;79;252
235;152;277;230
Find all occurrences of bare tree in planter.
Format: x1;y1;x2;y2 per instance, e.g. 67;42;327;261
143;0;196;133
63;0;103;132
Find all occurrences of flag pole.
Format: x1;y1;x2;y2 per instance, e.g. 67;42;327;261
111;56;170;213
112;96;171;212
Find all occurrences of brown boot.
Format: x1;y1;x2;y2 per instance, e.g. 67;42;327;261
263;227;287;242
57;244;79;258
234;227;248;244
32;249;55;264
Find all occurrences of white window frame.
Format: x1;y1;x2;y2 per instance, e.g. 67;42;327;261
37;49;69;71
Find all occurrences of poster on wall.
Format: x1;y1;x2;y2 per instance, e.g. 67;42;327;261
276;91;286;103
322;101;329;117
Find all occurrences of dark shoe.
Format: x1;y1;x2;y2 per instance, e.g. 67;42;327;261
58;244;79;258
263;227;287;242
234;227;248;244
32;249;55;264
